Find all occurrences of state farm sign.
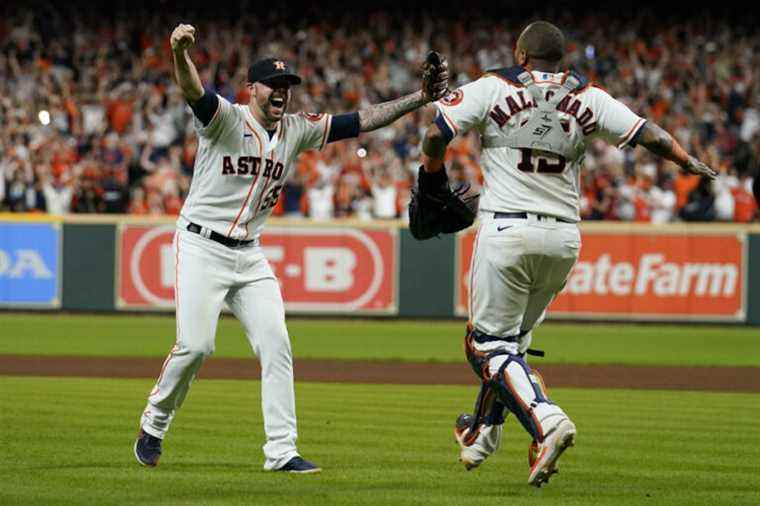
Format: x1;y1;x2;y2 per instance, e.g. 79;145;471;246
455;230;746;321
118;224;397;314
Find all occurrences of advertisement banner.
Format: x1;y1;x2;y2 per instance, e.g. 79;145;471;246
0;222;61;307
117;225;398;314
455;229;746;321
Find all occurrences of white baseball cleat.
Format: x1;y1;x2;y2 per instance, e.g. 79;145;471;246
454;427;483;470
528;418;576;487
454;414;502;471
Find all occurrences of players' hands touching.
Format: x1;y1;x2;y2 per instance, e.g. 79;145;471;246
683;156;718;180
421;51;450;102
171;24;196;52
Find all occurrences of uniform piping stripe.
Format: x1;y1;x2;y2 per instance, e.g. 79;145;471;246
151;234;182;397
319;114;333;150
243;148;267;239
175;233;180;342
226;123;263;237
618;118;646;149
252;150;275;217
439;108;459;137
278;116;286;143
207;100;222;126
468;224;482;321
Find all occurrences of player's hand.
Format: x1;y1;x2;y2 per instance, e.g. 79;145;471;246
421;51;450;102
170;24;196;52
683;156;718;180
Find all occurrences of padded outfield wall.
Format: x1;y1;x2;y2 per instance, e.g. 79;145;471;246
1;213;759;324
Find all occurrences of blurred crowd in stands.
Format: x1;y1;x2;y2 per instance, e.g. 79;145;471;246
1;4;758;222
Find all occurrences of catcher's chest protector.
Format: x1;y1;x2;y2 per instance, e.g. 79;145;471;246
502;71;585;161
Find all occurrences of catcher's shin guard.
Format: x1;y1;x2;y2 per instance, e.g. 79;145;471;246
491;354;567;443
454;381;506;470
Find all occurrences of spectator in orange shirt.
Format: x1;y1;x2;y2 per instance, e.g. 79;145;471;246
732;173;758;222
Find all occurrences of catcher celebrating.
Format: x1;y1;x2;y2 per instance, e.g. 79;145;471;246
134;23;448;473
411;21;716;486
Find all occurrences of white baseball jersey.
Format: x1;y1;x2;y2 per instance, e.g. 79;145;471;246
180;95;333;239
435;69;645;221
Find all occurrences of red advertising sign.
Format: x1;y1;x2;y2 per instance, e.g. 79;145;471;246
455;229;746;321
118;225;176;309
118;225;398;313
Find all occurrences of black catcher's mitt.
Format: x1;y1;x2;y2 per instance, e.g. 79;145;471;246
408;166;477;240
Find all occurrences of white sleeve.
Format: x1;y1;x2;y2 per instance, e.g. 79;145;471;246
292;112;334;152
194;94;237;141
433;77;495;139
588;87;646;149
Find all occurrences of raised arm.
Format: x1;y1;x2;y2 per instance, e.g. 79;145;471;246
170;24;203;104
636;122;717;179
357;52;449;133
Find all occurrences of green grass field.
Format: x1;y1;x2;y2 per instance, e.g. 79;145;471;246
1;313;759;366
2;377;759;506
2;313;760;505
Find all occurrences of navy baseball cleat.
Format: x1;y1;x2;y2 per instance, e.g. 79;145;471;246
134;429;162;467
275;456;321;474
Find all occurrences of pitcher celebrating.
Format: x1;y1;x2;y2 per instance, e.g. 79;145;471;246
134;23;448;473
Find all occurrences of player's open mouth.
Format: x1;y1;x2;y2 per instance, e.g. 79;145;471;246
270;97;285;108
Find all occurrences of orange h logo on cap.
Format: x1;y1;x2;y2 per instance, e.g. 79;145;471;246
274;61;286;70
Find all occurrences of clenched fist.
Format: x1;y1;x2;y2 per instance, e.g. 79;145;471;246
170;24;196;52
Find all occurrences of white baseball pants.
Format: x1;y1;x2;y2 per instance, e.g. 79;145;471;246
140;228;298;470
468;212;581;355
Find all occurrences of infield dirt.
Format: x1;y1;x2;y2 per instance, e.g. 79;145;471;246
1;355;757;392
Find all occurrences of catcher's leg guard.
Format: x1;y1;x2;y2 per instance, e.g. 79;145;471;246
490;353;568;444
492;358;577;487
454;380;507;470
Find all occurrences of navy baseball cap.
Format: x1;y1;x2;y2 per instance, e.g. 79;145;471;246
247;57;302;85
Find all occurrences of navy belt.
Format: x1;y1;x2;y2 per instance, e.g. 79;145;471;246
494;212;575;224
186;223;255;248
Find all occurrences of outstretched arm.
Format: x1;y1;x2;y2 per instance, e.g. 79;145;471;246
357;52;449;133
170;24;203;104
358;91;428;132
636;122;717;179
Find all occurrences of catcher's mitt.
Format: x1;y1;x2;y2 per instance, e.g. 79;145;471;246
408;166;477;240
421;51;449;102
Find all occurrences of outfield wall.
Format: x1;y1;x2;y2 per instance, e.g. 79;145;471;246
2;213;760;324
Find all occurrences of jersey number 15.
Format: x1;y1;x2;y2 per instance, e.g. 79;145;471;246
516;148;567;174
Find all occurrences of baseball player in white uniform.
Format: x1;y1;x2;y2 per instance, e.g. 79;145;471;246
133;24;448;473
419;21;716;486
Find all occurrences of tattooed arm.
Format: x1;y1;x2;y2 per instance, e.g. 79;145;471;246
637;122;717;179
357;91;428;132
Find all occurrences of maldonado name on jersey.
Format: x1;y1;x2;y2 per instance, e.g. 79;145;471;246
488;89;599;137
